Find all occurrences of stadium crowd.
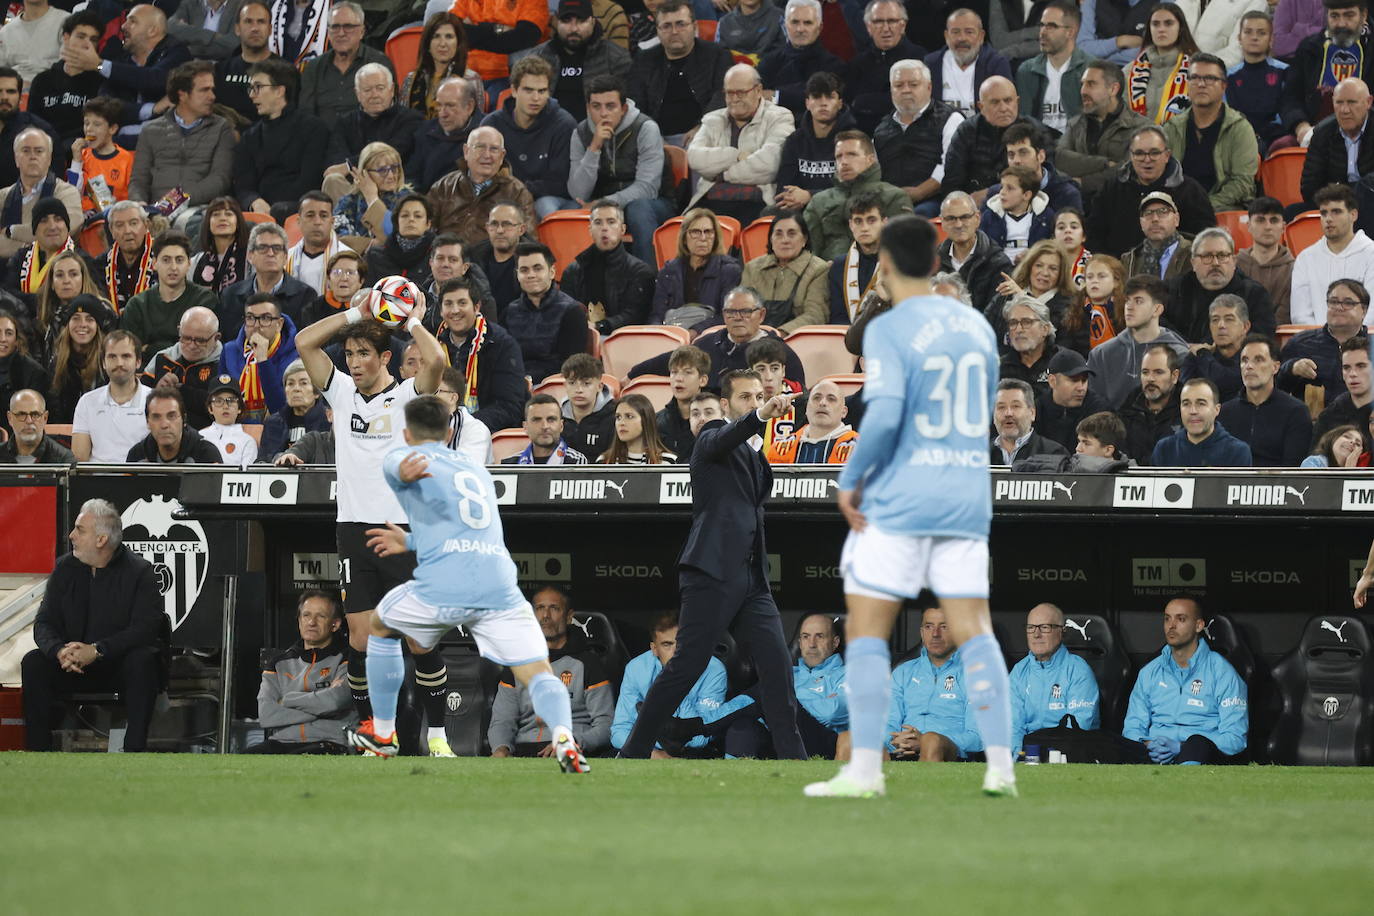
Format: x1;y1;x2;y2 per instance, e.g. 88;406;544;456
0;0;1370;469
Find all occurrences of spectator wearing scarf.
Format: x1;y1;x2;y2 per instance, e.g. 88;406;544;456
0;126;81;261
218;291;299;420
3;197;76;305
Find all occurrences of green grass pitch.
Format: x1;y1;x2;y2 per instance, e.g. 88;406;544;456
3;755;1372;915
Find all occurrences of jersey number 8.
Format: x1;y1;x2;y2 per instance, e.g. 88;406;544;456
915;353;989;439
453;471;492;529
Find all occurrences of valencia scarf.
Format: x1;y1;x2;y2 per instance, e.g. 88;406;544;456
461;314;486;410
841;243;879;321
239;332;282;413
1128;51;1191;123
18;236;74;294
270;0;329;66
105;234;154;314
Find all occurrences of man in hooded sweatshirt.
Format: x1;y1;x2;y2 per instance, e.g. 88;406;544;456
481;56;577;220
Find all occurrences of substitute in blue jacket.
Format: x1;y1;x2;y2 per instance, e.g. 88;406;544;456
612;613;728;756
1123;598;1248;764
886;607;981;761
794;613;848;758
1010;603;1099;750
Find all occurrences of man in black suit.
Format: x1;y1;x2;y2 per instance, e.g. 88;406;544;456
21;498;165;751
990;378;1067;465
618;369;807;760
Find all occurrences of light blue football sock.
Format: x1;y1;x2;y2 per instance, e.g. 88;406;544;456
845;637;891;755
366;635;405;737
529;671;573;736
961;632;1013;765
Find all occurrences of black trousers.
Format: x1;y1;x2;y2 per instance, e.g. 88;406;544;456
620;565;806;759
1123;734;1245;765
720;705;839;759
21;647;160;751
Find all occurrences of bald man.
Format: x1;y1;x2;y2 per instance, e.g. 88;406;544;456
1;390;74;463
1008;602;1099;751
1299;78;1374;210
141;306;223;429
943;75;1042;205
687;63;795;224
60;4;192;134
765;380;859;463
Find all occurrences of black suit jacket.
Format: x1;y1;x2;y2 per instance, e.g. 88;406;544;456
32;547;163;661
678;411;771;581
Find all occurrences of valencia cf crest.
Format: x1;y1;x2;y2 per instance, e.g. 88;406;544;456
1051;683;1062;699
1190;678;1203;695
121;495;209;631
943;675;955;691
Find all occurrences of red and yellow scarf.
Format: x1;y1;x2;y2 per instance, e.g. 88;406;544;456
1128;51;1191;123
19;237;75;294
239;332;282;413
105;233;154;314
461;315;486;409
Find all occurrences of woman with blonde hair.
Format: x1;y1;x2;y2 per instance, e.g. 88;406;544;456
598;393;677;465
986;239;1081;353
34;250;104;364
649;207;742;328
334;141;411;246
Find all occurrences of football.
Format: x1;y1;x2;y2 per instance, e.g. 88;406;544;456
369;275;423;328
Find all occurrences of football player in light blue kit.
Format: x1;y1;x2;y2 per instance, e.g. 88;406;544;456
345;395;588;773
805;215;1016;799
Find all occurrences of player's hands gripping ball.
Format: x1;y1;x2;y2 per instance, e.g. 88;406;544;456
369;276;426;328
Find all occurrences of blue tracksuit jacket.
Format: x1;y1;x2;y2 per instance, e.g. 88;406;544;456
611;650;727;750
1009;643;1100;749
1123;639;1248;755
887;648;981;757
795;652;847;731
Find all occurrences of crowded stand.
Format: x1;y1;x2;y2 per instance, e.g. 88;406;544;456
4;0;1374;764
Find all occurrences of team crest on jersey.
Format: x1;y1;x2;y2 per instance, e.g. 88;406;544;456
559;670;574;686
943;675;955;691
1051;683;1062;699
1190;678;1203;695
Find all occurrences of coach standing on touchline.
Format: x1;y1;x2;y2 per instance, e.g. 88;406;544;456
619;368;807;760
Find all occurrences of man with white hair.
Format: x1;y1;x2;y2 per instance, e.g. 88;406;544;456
428;126;538;247
688;63;795;224
21;498;166;751
297;0;393;124
873;58;963;215
847;0;928;134
0;126;80;260
324;61;423;173
924;8;1012;116
217;221;315;336
1009;603;1100;751
758;0;847;117
58;3;192;136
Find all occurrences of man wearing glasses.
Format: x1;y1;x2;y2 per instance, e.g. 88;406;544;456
1013;0;1090;139
1165;227;1277;342
1086;124;1216;259
217;291;300;421
626;0;732;146
1161;53;1257;212
1009;603;1099;752
233;58;331;221
429;126;536;248
846;1;926;135
141;305;224;429
935;190;1012;313
1280;286;1371;403
121;231;219;361
1055;59;1150;198
218;221;315;335
297;0;393;123
0;389;74;463
324;63;423;175
1290;183;1374;325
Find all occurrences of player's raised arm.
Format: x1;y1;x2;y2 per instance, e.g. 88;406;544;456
407;296;445;396
294;290;371;391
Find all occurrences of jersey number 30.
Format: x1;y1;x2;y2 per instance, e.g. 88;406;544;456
915;353;989;438
453;471;492;529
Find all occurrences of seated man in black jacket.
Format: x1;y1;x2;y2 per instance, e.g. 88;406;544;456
1297;77;1374;211
435;275;527;434
232;59;330;222
991;377;1066;465
22;498;165;751
1033;349;1109;451
125;387;223;463
626;0;733;145
1164;227;1276;342
0;389;74;463
323;63;423;175
758;0;847;117
559;198;656;336
774;72;857;212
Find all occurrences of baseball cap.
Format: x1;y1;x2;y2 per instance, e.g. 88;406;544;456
1139;191;1177;214
208;374;241;399
1047;349;1094;377
557;0;593;19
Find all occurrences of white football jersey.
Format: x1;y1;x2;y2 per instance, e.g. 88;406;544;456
323;369;418;523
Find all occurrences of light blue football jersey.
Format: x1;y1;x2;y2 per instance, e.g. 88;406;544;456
838;294;998;540
382;442;525;610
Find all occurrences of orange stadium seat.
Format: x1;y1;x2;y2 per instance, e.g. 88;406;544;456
653;215;741;269
1276;324;1320;350
532;373;621;402
43;424;73;447
696;20;717;41
1259;147;1306;208
664;145;689;187
819;373;865;397
283;214;302;247
931;216;947;244
537;209;591;280
741;216;773;262
602;325;692;378
1284;211;1322;256
1214;210;1252;249
243;211;276;226
385;26;423;80
785;325;857;383
621;375;675;411
77;221;107;257
491;427;531;462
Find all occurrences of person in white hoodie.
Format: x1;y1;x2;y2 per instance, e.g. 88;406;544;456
1290;183;1374;325
201;375;259;468
1178;0;1269;69
1087;274;1192;408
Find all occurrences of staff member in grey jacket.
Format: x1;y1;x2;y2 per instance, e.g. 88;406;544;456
251;589;356;753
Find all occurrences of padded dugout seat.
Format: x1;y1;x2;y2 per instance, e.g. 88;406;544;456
1267;615;1374;766
1203;614;1256;684
570;612;629;689
1060;613;1132;731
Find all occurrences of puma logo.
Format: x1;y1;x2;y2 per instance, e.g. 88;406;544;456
605;480;627;498
1063;619;1090;641
570;617;593;638
1321;620;1350;643
1285;486;1309;505
1053;481;1077;500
